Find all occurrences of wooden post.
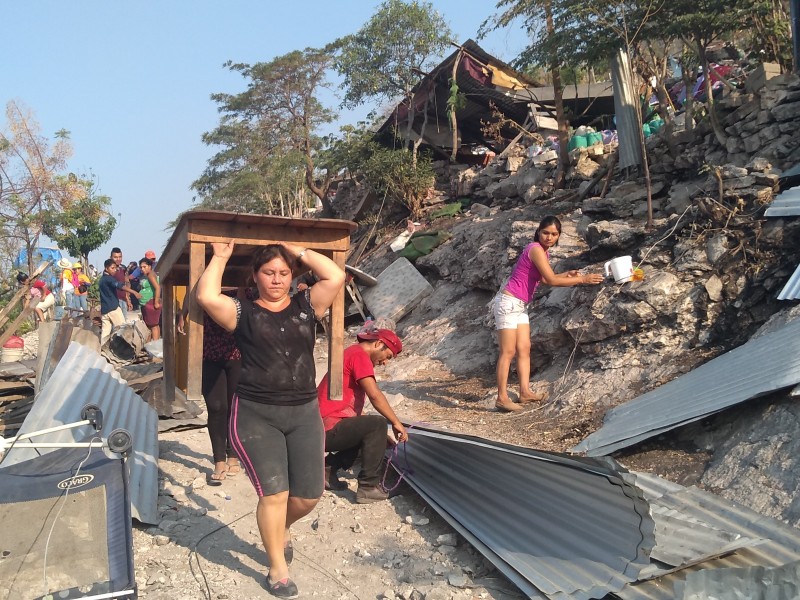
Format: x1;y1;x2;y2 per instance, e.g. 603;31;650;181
186;242;206;402
328;249;346;400
162;278;176;406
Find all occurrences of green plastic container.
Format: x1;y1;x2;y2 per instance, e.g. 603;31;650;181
588;132;603;146
567;134;588;151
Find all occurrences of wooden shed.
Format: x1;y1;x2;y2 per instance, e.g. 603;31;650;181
157;210;357;405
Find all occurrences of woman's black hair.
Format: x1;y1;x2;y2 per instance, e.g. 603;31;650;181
534;215;562;246
16;272;28;284
252;244;296;273
139;257;154;268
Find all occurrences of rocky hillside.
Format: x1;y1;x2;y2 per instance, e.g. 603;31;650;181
350;73;800;528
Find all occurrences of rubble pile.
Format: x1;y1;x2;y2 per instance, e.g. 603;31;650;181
648;73;800;174
355;69;800;527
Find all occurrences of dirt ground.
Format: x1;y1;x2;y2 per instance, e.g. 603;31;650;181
135;347;527;600
135;337;698;600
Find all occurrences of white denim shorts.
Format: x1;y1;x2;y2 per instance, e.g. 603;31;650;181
491;292;529;330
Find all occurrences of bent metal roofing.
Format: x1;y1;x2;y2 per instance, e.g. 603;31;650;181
616;471;800;600
571;315;800;457
389;426;656;600
0;341;159;524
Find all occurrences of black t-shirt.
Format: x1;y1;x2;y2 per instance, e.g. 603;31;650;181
234;293;317;405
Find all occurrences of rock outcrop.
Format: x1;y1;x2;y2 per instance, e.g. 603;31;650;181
353;73;800;527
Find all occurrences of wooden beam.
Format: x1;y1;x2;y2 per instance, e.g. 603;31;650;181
0;261;52;331
187;220;350;250
162;279;177;407
155;218;189;283
0;305;35;348
327;249;346;400
186;242;205;402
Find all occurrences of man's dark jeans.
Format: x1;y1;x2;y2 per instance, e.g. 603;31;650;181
325;415;386;487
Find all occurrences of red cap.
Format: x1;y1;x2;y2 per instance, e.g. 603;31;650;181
144;250;156;259
357;328;402;355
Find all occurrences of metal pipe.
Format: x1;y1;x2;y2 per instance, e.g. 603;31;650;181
6;419;91;443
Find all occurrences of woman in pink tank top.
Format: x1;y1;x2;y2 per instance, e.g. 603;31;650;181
492;216;604;413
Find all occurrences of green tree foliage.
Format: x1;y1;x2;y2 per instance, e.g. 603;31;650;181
194;48;336;216
362;144;435;220
41;175;117;266
0;101;80;275
742;0;791;71
661;0;743;144
334;0;453;106
333;0;453;152
324;124;434;219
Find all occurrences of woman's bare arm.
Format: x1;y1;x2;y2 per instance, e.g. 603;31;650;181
530;245;603;287
281;243;345;319
196;241;238;332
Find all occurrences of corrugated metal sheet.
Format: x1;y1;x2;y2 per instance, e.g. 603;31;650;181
778;262;800;300
571;317;800;457
676;560;800;600
765;186;800;217
0;342;159;524
611;49;642;171
616;472;800;600
390;427;655;600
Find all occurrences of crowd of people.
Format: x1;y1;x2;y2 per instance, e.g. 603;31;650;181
15;247;163;347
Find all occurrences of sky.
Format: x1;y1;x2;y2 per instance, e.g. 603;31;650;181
4;1;529;269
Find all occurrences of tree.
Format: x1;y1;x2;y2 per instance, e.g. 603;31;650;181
0;101;80;275
42;175;117;266
662;0;743;145
194;48;336;217
743;0;791;71
333;0;453;155
486;0;585;189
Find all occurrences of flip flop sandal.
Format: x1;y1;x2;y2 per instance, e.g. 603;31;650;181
207;471;226;486
226;462;241;477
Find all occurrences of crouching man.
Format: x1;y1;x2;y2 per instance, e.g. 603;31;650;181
317;329;408;504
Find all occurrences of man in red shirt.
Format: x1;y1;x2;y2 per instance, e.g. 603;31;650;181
317;329;408;504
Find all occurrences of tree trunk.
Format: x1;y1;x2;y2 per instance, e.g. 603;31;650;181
450;51;462;162
626;49;654;229
655;83;678;158
404;91;416;153
304;162;334;217
411;94;431;169
546;0;569;190
697;42;727;146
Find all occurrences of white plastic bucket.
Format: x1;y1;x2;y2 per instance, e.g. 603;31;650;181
1;347;24;363
604;256;634;283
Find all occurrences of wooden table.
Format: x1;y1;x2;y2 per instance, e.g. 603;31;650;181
157;211;356;405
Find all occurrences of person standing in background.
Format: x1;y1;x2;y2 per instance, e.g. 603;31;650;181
99;258;141;345
71;263;91;314
491;216;603;412
138;257;161;340
110;247;130;320
57;258;74;311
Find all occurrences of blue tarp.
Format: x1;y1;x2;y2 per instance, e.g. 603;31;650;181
13;247;62;290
